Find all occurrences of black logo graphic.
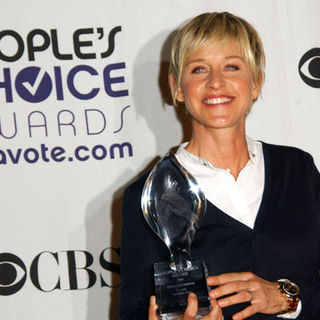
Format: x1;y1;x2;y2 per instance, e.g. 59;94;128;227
299;48;320;88
0;253;27;296
0;249;120;295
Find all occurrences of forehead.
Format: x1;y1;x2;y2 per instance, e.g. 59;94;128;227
183;39;244;65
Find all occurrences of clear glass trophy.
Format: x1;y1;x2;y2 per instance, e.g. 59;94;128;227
141;152;210;320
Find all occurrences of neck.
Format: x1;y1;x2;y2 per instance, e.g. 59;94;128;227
186;126;249;180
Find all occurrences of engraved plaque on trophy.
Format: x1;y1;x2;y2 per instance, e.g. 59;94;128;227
141;152;210;320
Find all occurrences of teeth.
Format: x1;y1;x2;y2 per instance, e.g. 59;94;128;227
204;97;232;104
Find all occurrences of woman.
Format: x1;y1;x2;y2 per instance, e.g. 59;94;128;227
120;12;320;320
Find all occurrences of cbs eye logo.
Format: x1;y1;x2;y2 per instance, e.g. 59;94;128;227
299;48;320;88
0;253;27;295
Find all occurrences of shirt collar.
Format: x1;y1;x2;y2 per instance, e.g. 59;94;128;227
176;136;260;169
246;136;258;164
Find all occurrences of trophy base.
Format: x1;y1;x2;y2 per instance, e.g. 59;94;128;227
154;258;210;319
159;306;211;320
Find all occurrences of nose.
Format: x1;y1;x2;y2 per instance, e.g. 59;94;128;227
206;71;226;89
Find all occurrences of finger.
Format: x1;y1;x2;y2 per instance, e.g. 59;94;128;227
209;298;219;307
202;299;224;320
232;305;257;320
148;296;159;320
182;292;198;320
210;281;252;299
210;298;224;320
210;306;224;320
207;272;254;286
217;291;252;308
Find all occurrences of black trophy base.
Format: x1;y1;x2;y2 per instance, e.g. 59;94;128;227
154;258;210;320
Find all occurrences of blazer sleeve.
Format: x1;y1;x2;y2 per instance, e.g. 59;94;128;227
294;156;320;319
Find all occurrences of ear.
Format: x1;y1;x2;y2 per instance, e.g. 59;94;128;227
252;72;263;101
168;73;184;103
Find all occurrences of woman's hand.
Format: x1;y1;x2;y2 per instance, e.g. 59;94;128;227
207;272;287;320
148;293;224;320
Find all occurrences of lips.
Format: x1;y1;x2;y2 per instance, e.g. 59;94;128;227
203;96;233;105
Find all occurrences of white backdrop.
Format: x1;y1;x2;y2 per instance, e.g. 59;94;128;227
0;1;319;319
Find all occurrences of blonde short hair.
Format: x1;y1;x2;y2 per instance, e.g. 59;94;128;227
169;12;265;102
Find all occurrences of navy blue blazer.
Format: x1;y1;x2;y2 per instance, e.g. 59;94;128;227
119;142;320;319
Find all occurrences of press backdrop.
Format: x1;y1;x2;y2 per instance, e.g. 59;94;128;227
0;1;319;319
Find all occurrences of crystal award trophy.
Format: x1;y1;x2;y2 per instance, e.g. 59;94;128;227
141;152;210;320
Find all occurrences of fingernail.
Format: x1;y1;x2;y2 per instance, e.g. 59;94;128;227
218;299;226;307
189;292;197;298
210;291;217;298
149;296;157;306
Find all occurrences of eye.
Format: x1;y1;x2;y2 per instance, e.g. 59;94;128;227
225;65;239;71
191;66;206;74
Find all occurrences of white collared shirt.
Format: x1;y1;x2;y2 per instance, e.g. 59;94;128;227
175;136;301;318
175;136;264;229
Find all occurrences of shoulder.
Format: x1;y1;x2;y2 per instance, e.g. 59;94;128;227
261;141;314;163
121;170;152;216
260;141;319;181
123;170;151;199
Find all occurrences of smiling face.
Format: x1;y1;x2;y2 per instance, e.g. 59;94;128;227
173;41;261;133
